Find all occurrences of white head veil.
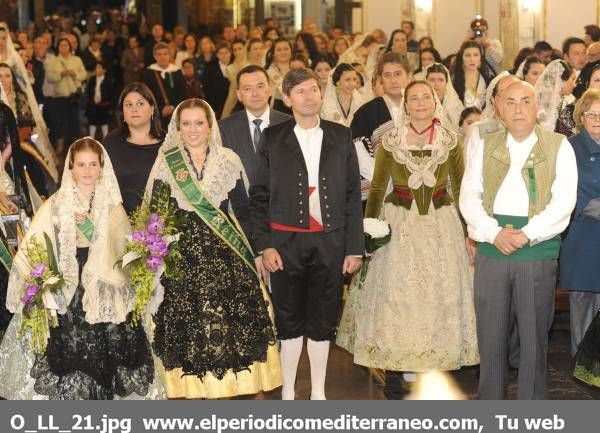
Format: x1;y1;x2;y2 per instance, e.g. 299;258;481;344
7;139;132;324
0;24;58;182
415;63;464;131
146;99;247;210
338;34;368;66
515;60;526;79
480;70;511;121
535;59;569;131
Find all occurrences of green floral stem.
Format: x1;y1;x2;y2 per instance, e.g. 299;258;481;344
357;257;371;291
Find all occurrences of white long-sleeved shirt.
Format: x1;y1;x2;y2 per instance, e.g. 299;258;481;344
294;120;323;225
353;98;403;182
459;128;578;245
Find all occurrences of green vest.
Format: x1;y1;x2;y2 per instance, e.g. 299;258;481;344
479;125;563;261
482;125;562;219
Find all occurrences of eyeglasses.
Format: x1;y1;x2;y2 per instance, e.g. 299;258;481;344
583;111;600;120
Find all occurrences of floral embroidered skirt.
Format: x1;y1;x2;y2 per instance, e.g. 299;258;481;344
337;203;479;371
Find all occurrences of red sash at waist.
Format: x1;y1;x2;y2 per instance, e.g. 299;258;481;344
270;187;324;233
270;217;324;233
392;186;448;201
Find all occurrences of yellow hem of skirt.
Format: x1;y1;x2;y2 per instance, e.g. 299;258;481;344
156;344;282;399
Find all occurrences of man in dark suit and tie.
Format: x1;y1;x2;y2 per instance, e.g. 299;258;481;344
249;68;363;400
218;65;290;182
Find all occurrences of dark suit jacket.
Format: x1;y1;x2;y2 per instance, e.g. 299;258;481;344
249;118;363;256
218;108;290;183
203;60;229;119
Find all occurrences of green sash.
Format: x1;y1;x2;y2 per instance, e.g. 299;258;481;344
0;238;13;272
477;214;561;261
76;217;95;243
163;147;257;277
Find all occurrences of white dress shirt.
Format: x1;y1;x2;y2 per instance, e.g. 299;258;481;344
460;128;578;245
294;119;323;225
94;75;104;104
247;107;270;135
219;62;228;77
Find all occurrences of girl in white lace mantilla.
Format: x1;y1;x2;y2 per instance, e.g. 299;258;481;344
0;137;164;400
416;63;465;131
337;80;479;374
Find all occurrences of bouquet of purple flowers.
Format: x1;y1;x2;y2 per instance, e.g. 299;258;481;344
18;233;64;355
119;183;182;325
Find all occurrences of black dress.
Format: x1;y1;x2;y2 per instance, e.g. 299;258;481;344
0;265;11;340
150;177;276;394
104;132;162;215
30;248;155;399
574;309;600;388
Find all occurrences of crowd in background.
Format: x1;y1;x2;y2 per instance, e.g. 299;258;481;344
2;6;600;400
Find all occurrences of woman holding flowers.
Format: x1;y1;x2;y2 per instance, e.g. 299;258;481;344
0;137;162;399
337;81;478;398
143;98;281;399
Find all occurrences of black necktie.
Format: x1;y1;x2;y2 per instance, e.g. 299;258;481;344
252;118;263;151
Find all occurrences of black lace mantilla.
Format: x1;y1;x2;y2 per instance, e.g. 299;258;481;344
151;181;275;380
30;248;155;400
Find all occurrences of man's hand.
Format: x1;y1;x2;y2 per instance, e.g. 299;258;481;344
465;237;477;264
162;105;174;117
509;229;529;248
493;228;529;255
342;256;362;274
262;248;284;272
255;255;270;284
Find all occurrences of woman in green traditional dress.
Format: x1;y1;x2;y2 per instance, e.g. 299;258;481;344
144;98;281;399
337;80;479;397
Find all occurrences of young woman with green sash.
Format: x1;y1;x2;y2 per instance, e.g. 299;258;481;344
144;98;281;399
0;138;163;399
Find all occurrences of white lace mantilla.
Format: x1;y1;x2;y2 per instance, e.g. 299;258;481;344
146;100;247;210
6;140;132;324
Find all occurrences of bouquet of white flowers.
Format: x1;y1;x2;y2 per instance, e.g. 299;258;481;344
357;218;391;290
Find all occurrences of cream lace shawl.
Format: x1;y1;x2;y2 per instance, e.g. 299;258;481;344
320;68;365;127
5;141;132;324
143;101;248;312
381;118;457;190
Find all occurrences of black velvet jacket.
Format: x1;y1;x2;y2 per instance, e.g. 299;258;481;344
249;118;363;256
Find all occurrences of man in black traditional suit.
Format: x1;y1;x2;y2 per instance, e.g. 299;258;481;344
142;42;185;129
219;64;290;183
249;68;363;400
